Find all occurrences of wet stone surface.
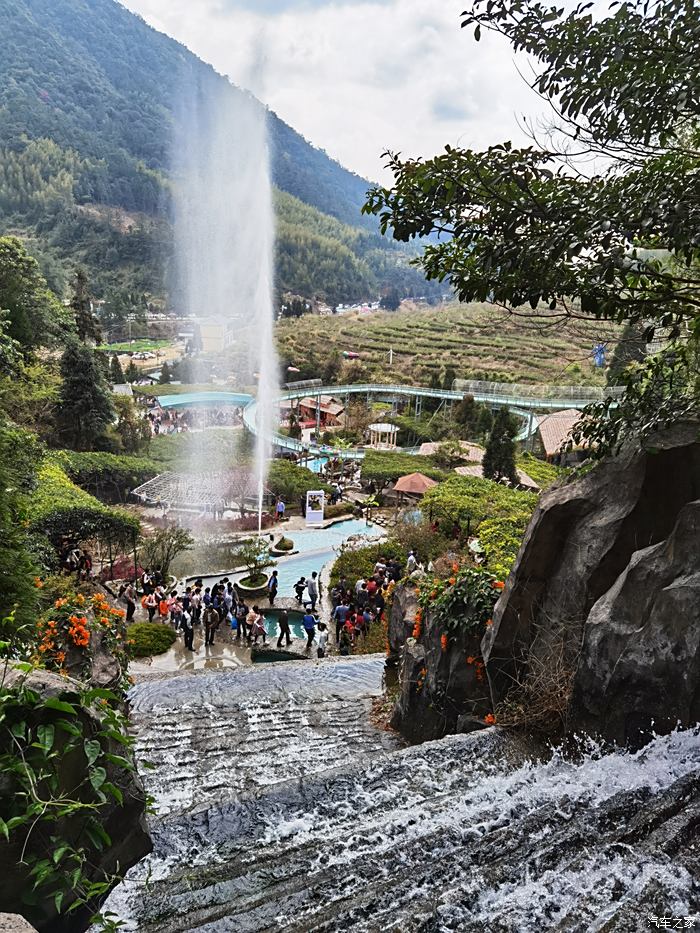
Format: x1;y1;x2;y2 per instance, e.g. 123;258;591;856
103;660;700;933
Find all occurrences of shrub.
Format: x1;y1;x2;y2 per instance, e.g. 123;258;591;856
330;538;409;588
128;622;176;658
268;459;330;502
54;450;158;503
325;501;356;518
275;536;295;551
421;474;537;535
361;449;448;490
478;516;530;581
517;453;567;490
26;460;140;547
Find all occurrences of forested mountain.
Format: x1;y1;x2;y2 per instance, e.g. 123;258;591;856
0;0;434;305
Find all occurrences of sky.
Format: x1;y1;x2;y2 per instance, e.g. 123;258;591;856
120;0;548;183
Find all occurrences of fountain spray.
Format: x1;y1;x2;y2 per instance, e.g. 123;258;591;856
172;71;278;530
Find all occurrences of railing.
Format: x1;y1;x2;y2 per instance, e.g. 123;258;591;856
244;379;623;461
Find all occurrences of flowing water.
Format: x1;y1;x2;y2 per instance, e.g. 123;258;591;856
102;656;700;932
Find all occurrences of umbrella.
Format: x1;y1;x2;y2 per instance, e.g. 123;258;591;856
393;472;438;496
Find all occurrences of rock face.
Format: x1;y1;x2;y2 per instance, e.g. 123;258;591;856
391;592;491;742
386;581;419;659
0;669;151;933
483;421;700;745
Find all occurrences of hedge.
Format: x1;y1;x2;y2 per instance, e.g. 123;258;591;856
267;459;331;503
128;622;177;658
26;461;140;546
330;539;409;589
54;450;158;502
421;474;537;535
361;450;448;488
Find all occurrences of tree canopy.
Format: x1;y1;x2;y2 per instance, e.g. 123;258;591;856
364;0;700;448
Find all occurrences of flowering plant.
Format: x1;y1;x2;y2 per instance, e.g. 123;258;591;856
417;565;500;635
34;590;130;679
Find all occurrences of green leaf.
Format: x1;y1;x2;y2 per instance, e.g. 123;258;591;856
43;697;77;715
102;781;123;805
54;890;65;914
84;738;101;766
36;723;55;753
89;766;107;792
474;23;481;41
0;817;9;841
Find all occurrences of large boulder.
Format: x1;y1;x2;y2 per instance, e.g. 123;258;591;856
391;587;491;742
0;668;151;932
482;421;700;744
387;581;419;659
572;499;700;744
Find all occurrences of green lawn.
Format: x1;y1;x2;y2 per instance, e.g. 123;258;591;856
133;383;226;397
98;338;172;354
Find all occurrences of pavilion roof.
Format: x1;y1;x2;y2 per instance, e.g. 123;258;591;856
393;472;438;495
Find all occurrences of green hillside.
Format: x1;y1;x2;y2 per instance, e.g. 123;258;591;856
0;0;434;304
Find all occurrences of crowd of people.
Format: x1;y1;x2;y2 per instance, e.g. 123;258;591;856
124;550;418;660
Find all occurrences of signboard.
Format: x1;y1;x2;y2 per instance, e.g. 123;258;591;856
305;490;325;526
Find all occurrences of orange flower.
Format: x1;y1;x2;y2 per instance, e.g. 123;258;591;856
55;651;66;664
440;634;448;653
466;655;475;665
484;713;496;725
33;577;44;589
415;608;423;623
54;598;67;608
75;594;86;605
492;581;505;590
448;577;457;586
485;618;493;627
452;562;459;573
412;621;422;639
430;589;438;599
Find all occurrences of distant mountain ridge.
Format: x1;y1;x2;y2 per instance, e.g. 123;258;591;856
0;0;433;303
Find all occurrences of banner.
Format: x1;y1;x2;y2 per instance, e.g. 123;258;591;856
305;490;325;526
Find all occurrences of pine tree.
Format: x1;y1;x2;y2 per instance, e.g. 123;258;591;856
125;360;139;383
55;338;115;450
159;361;171;384
483;408;518;485
71;269;102;344
110;353;125;384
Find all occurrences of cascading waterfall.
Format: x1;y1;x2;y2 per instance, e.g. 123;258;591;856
172;73;278;525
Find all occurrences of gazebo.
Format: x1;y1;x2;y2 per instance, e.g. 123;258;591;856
393;472;438;499
367;422;399;450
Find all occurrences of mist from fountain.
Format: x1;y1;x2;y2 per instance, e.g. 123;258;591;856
172;73;278;531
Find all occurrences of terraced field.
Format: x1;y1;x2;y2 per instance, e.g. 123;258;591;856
276;302;621;386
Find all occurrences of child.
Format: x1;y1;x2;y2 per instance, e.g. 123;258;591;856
294;577;307;604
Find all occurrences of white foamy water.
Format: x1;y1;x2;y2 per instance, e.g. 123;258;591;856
101;660;700;932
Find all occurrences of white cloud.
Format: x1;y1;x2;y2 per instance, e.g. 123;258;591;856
120;0;547;182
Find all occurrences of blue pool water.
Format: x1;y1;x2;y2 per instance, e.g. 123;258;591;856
198;518;384;605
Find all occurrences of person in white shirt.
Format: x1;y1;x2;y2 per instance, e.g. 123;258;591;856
316;622;328;659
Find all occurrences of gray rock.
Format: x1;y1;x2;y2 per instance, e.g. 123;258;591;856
572;499;700;744
387;582;418;658
0;916;38;933
391;587;491;742
483;421;700;744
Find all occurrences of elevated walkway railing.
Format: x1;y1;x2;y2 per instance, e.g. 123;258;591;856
243;379;622;462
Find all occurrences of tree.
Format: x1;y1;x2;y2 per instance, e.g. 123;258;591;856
0;236;71;355
322;348;342;385
432;439;468;469
138;527;194;580
231;537;276;584
483;408;518;486
380;287;401;311
55;338;115;451
114;396;151;454
363;0;700;448
442;364;457;391
110;354;125;384
158;361;171;384
71;269;101;345
125;360;140;383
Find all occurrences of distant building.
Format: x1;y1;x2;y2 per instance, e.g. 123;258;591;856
280;395;345;429
418;441;485;462
198;318;235;353
454;463;540;493
535;409;583;462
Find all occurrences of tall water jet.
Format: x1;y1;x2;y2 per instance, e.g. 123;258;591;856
172;71;278;529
